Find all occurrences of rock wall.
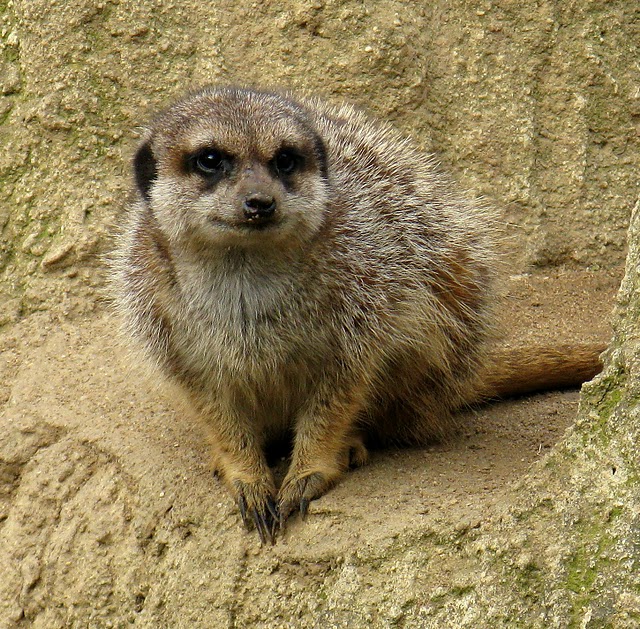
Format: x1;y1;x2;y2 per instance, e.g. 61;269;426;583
0;0;637;319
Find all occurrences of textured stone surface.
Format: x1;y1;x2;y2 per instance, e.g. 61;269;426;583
0;0;637;317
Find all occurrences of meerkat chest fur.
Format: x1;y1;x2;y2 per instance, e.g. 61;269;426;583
170;247;335;385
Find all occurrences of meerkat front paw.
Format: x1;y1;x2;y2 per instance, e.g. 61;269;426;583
230;478;279;545
277;469;342;525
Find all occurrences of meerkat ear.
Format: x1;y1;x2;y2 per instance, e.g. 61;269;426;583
133;140;157;203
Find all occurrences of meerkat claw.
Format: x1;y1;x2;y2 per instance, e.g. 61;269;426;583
299;497;310;521
237;495;250;530
250;507;268;545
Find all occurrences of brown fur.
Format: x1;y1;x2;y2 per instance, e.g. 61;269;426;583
109;87;604;543
476;343;606;401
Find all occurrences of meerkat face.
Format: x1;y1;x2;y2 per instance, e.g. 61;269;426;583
133;87;330;254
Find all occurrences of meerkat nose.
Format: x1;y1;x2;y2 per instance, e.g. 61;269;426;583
243;193;277;222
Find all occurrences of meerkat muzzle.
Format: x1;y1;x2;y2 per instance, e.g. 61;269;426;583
243;193;277;223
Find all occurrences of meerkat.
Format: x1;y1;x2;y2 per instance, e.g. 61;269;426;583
110;86;605;544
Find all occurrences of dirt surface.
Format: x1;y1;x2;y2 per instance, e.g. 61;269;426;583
0;266;620;627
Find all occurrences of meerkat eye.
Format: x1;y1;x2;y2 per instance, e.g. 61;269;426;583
192;149;229;175
272;150;301;177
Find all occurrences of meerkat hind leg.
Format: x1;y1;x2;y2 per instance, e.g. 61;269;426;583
348;430;369;468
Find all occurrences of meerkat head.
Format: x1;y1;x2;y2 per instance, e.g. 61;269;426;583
132;87;330;254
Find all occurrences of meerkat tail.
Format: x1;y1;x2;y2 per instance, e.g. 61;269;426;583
470;342;608;404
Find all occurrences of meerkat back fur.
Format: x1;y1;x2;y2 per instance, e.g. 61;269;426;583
110;87;595;543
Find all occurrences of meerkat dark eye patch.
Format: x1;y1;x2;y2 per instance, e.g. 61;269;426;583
271;149;302;178
133;140;157;203
189;148;233;179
